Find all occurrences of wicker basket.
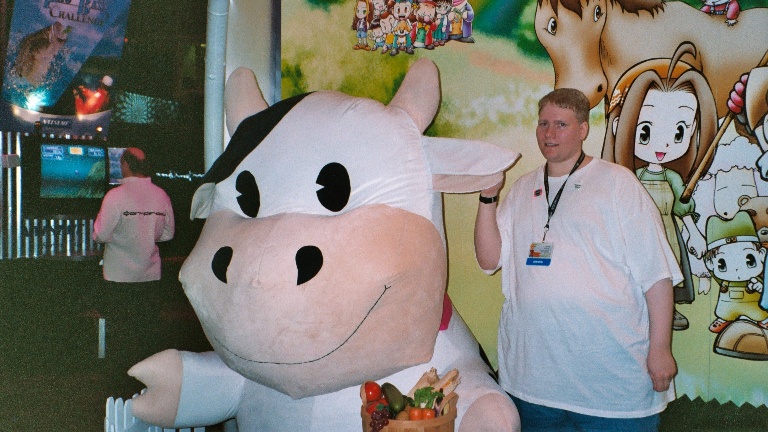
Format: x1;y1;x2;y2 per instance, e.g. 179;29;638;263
361;392;458;432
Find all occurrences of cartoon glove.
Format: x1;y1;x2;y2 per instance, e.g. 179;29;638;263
727;73;751;133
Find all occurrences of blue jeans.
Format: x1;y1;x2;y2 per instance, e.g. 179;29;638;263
511;395;660;432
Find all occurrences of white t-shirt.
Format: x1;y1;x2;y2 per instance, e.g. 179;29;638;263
93;176;175;282
493;158;682;418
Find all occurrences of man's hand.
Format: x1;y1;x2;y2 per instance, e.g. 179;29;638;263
647;346;677;392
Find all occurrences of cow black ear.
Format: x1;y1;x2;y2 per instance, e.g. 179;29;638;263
316;162;350;212
212;246;233;283
236;170;260;217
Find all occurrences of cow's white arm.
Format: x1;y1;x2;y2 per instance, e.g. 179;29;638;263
129;349;245;428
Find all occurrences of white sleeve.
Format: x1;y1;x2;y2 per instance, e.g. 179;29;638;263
617;172;684;291
174;351;245;427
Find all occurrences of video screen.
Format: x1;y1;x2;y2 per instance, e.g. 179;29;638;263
40;144;106;198
108;147;127;185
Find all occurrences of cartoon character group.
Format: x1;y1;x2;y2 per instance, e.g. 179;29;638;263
352;0;474;55
603;40;768;360
534;0;768;365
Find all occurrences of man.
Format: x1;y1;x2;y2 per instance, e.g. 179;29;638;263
93;147;174;369
474;88;681;431
93;147;174;282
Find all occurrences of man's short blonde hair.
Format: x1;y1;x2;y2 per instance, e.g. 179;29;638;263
538;88;590;124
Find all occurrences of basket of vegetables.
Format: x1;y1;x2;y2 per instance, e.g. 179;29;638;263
360;368;460;432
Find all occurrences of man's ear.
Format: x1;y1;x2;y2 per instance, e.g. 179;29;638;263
580;120;589;141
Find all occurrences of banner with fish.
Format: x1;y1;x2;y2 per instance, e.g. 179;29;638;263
0;0;132;138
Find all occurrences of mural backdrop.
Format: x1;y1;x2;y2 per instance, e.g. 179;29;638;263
281;0;768;408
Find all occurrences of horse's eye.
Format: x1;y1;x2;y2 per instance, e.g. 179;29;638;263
593;5;603;22
547;17;557;35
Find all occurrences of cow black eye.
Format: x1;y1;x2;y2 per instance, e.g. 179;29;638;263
236;170;260;217
212;246;233;283
316;162;350;212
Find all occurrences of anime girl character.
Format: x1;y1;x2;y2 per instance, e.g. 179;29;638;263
603;42;718;330
351;0;371;50
434;0;451;46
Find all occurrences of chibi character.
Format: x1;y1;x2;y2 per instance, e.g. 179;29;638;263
352;0;371;50
368;20;385;51
434;0;451;46
378;11;397;54
391;18;414;56
704;211;768;330
701;0;740;26
11;21;71;87
447;0;474;43
728;65;768;180
704;211;768;360
391;0;415;55
371;0;388;22
411;0;437;49
603;43;718;331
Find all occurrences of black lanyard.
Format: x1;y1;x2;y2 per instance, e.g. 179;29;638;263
542;151;585;242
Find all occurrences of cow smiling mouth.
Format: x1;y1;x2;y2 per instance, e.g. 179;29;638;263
215;284;391;365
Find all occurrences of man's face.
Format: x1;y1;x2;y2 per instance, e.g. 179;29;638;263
536;103;588;167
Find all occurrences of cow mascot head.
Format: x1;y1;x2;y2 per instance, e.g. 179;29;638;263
128;58;521;431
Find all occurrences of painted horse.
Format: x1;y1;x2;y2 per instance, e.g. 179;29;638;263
534;0;768;117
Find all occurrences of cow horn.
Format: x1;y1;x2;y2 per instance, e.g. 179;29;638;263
225;67;269;137
388;59;440;133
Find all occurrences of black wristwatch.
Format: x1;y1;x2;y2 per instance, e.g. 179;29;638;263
479;195;498;204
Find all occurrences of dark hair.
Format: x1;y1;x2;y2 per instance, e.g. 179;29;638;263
121;148;149;176
538;88;590;124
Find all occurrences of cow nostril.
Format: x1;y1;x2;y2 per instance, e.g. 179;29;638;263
597;84;603;93
296;245;323;285
212;246;233;283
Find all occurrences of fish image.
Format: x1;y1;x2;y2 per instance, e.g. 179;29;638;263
11;22;71;87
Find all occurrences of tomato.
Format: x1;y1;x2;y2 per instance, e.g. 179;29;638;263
365;398;388;415
408;407;423;421
423;408;436;419
364;381;382;402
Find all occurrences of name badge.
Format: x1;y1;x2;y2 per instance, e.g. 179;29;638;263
526;242;553;266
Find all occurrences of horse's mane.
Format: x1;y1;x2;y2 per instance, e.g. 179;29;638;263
538;0;664;17
609;0;665;16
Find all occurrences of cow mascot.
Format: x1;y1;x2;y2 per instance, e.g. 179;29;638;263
127;58;521;431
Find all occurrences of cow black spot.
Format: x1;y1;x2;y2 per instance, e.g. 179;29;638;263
212;246;233;283
296;245;323;285
316;162;350;212
236;171;260;217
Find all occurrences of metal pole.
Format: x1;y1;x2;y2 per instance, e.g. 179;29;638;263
204;0;230;171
